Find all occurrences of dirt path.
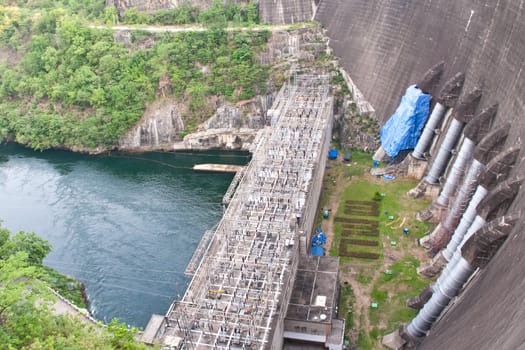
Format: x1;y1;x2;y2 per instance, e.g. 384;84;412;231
89;23;314;33
321;166;346;251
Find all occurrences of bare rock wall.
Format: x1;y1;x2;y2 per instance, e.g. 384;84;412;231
259;0;316;24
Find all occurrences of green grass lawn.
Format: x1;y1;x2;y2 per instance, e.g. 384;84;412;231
324;149;434;349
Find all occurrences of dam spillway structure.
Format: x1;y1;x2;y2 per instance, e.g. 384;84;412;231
144;75;334;349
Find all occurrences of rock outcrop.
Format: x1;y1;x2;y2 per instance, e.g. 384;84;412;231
118;25;343;152
118;99;185;150
259;0;316;24
173;104;267;151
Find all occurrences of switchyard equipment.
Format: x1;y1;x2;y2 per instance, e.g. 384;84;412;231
147;75;334;349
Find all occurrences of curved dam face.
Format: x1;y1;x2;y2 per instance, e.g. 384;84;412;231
315;1;525;349
316;0;525;125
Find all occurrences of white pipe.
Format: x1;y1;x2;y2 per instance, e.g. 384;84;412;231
436;138;476;207
443;186;488;261
426;118;465;184
413;103;447;159
437;215;486;288
407;257;475;338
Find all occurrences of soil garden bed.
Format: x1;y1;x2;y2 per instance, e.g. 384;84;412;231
335;217;377;224
346;239;380;247
341;230;379;237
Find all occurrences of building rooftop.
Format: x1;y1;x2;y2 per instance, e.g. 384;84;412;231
286;255;339;323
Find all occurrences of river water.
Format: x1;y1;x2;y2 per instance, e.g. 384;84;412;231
0;143;249;327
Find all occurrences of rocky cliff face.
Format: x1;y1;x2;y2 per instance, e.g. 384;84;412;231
172;102;268;151
118;99;185;150
259;0;317;24
118;26;332;152
118;98;269;151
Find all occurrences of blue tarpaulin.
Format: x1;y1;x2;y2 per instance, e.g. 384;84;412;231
310;244;324;256
380;85;431;158
312;233;327;245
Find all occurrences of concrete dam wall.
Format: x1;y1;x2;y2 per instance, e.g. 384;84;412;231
316;1;525;349
316;0;525;126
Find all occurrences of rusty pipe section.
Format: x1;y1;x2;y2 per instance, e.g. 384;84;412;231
407;213;519;340
442;184;487;261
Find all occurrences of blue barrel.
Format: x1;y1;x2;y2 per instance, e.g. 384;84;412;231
329;149;338;160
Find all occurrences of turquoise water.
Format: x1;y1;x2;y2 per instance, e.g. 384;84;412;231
0;143;249;327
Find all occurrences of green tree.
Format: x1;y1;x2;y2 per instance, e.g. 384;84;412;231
0;231;52;265
200;0;227;30
0;226;9;247
245;3;259;24
123;8;149;24
0;66;19;98
0;252;47;326
187;80;207;114
103;6;119;25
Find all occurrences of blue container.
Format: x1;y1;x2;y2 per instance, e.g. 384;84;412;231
329;149;338;160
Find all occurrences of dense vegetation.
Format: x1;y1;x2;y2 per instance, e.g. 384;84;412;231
0;225;149;349
115;1;259;26
0;1;269;151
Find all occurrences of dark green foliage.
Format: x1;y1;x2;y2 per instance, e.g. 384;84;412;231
124;1;260;26
1;0;105;19
339;284;355;330
40;266;87;309
0;9;269;151
0;231;51;265
372;191;384;202
152;4;199;25
122;8;150;24
0;224;150;349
